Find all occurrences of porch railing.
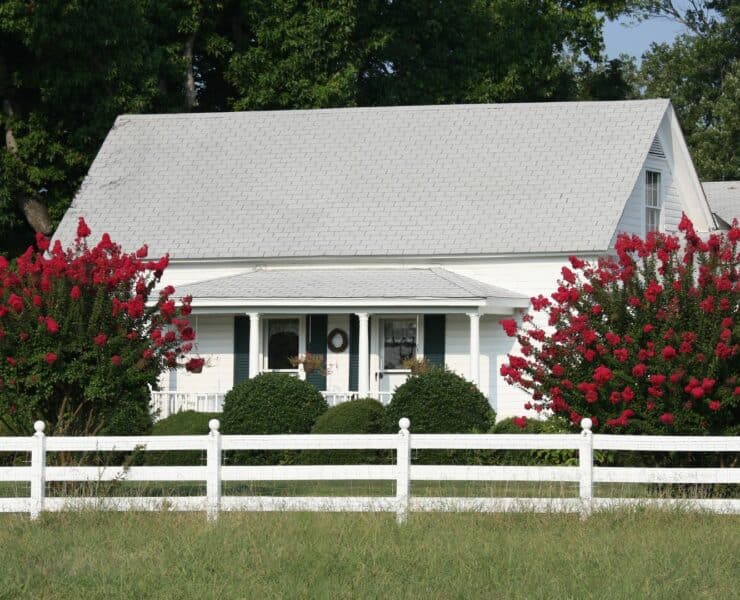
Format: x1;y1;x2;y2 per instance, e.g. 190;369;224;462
150;390;393;419
150;392;225;419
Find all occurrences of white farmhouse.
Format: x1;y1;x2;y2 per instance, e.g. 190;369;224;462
53;100;718;419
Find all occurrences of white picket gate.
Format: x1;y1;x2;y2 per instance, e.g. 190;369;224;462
0;418;738;522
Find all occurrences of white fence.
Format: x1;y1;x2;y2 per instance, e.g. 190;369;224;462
1;418;738;522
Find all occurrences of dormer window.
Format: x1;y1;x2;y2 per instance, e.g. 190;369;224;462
645;170;661;233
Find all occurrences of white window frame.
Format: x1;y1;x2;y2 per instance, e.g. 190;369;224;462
261;315;306;373
644;168;663;234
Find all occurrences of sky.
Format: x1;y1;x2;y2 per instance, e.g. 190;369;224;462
603;16;687;60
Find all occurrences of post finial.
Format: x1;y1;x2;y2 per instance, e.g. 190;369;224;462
398;417;410;432
581;417;593;432
209;419;220;433
33;420;45;434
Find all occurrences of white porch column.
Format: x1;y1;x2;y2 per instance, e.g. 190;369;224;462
248;312;260;378
468;312;480;387
357;312;370;396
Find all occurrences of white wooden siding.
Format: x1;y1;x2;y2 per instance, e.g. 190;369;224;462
177;315;234;394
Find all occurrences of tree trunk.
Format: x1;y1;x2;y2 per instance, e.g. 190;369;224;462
183;33;198;109
2;98;53;234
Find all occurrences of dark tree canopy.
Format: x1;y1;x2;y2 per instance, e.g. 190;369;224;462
0;0;726;256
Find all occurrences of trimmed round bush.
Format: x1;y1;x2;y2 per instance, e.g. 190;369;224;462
306;398;389;465
221;373;327;435
312;398;386;434
385;367;494;433
141;410;220;466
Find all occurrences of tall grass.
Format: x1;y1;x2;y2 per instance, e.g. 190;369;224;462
1;510;737;599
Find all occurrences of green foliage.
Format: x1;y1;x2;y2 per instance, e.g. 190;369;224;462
221;373;327;465
312;398;385;434
386;367;494;434
306;398;389;465
640;1;739;179
221;373;327;435
141;410;220;466
488;416;579;466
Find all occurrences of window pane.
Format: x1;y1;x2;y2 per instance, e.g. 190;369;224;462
645;171;660;207
383;319;417;370
267;319;299;369
646;207;660;232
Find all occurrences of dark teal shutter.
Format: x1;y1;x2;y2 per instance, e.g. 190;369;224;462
233;316;250;386
306;314;327;391
424;314;445;367
349;314;359;392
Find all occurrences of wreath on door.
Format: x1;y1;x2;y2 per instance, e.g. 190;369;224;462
327;328;349;353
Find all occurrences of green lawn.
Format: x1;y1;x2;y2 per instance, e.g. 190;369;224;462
0;510;737;599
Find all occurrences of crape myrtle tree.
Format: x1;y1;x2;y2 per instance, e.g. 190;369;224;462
500;215;739;436
0;218;203;436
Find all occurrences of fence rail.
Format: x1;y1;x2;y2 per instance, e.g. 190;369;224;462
1;418;738;522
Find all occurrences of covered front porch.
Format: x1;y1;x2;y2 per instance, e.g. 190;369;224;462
151;267;529;417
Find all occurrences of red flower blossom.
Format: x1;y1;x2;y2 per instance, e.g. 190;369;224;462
593;365;613;385
7;294;23;313
632;363;647;377
35;233;50;251
44;352;58;365
185;357;205;373
93;333;108;346
500;319;518;337
659;413;674;426
45;317;59;334
661;345;677;360
512;416;528;429
76;217;91;238
70;286;81;300
111;355;122;366
708;400;721;411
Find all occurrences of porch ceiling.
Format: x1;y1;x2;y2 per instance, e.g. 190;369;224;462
176;267;529;312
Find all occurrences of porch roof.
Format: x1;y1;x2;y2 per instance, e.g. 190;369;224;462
176;267;529;311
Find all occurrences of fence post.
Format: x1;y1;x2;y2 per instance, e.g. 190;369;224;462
206;419;222;522
30;420;46;520
579;417;593;518
396;417;411;524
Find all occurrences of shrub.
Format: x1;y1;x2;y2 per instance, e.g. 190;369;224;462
140;411;220;466
305;398;389;464
488;415;577;466
312;398;386;434
222;373;327;435
500;216;739;435
221;373;327;465
0;219;201;437
385;367;494;433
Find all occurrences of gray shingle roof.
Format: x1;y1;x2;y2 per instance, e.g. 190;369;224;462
177;267;528;303
54;100;670;259
703;181;739;225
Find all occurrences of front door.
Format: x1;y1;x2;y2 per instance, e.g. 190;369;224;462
379;317;417;396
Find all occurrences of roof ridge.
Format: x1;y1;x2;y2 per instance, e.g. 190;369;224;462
116;99;671;122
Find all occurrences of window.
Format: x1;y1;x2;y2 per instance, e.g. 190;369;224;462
382;318;417;370
645;170;661;233
266;318;299;370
